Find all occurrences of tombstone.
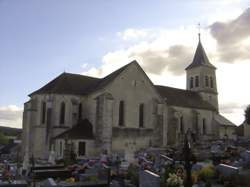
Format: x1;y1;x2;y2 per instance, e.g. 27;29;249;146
41;178;57;187
192;163;202;171
125;150;135;163
110;180;122;187
48;150;56;165
217;164;239;177
240;150;250;166
160;154;174;163
85;166;99;174
22;152;29;176
139;170;160;187
211;144;222;154
98;167;109;181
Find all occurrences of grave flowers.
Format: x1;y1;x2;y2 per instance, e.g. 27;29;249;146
166;173;183;187
198;164;216;187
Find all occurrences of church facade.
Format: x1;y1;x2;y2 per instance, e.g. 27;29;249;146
22;39;236;159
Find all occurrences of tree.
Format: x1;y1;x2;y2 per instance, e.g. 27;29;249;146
0;132;8;145
245;105;250;125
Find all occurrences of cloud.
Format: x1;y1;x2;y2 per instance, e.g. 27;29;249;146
83;43;193;77
0;105;23;128
220;102;246;114
117;28;151;41
210;8;250;62
130;45;193;75
84;26;205;77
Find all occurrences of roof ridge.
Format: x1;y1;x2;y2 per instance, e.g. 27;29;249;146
91;60;138;91
155;85;197;94
63;72;100;80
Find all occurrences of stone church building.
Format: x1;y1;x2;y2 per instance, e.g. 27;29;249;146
22;38;236;159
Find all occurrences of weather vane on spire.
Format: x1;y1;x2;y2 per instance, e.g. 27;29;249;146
197;23;201;41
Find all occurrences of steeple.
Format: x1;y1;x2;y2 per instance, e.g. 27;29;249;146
185;34;216;70
185;34;218;111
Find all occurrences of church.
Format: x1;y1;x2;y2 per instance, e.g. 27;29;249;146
22;37;236;160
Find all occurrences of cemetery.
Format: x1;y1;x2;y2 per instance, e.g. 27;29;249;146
1;135;250;187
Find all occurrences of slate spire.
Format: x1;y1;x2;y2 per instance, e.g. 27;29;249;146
185;34;216;70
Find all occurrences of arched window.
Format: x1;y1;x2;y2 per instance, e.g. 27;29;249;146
180;116;184;134
78;103;82;120
139;103;144;128
210;77;214;88
205;76;209;87
203;118;206;135
190;77;194;89
195;76;199;87
78;142;86;156
60;102;66;125
59;141;63;156
118;101;124;126
41;101;46;124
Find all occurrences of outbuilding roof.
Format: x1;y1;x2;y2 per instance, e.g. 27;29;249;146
53;119;94;140
213;114;236;127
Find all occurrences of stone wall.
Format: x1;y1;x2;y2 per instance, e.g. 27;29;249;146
167;105;214;145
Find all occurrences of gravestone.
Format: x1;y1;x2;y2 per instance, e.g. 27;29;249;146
110;180;121;187
240;150;250;166
160;154;174;163
41;178;57;187
217;164;239;177
139;170;160;187
48;151;56;165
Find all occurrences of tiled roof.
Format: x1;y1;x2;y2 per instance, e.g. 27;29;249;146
29;60;136;96
185;40;216;70
155;85;216;110
88;61;133;92
29;73;100;96
213;114;236;127
53;119;94;140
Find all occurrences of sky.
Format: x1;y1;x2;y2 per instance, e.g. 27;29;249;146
0;0;250;128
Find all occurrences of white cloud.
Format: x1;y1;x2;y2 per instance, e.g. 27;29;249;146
84;26;216;77
0;105;23;128
117;28;150;41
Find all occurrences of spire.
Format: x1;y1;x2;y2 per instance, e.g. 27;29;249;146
198;23;201;42
185;34;216;70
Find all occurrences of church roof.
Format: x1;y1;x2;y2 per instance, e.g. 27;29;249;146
213;114;236;127
29;60;136;96
53;119;94;140
29;73;100;96
30;60;216;111
90;60;133;92
155;85;216;110
185;40;216;70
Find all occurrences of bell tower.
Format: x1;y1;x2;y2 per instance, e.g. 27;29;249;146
185;34;218;111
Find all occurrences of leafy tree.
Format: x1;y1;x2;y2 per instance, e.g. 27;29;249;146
245;105;250;125
0;132;8;145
